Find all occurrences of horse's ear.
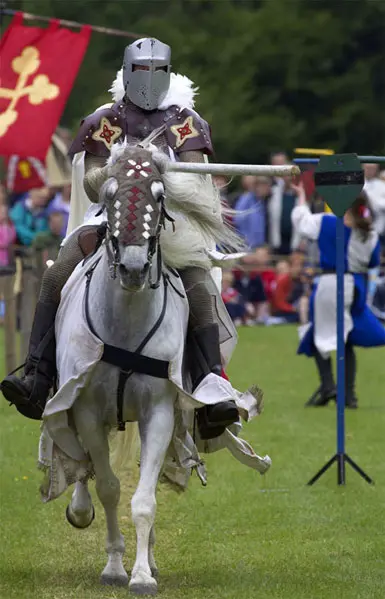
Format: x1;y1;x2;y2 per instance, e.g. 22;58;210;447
100;177;118;202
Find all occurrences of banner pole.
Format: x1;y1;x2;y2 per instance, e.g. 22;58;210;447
0;7;144;39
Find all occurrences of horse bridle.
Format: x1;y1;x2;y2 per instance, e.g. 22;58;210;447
105;194;175;289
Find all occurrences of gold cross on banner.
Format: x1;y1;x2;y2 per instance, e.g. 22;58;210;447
0;46;60;137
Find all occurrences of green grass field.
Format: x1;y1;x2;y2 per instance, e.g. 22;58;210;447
1;326;385;599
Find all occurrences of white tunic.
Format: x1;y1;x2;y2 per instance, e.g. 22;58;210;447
292;204;378;357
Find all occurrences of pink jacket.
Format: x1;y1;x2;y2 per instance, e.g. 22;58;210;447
0;222;16;266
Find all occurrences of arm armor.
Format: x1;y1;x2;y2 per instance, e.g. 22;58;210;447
83;154;109;203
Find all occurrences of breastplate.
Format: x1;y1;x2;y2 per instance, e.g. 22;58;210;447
120;100;170;153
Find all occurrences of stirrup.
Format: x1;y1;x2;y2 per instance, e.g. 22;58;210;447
196;401;239;440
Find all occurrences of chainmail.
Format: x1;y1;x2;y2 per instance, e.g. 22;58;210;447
83;154;109;203
175;151;213;328
39;227;96;304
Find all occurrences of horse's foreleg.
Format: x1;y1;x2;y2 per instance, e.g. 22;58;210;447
74;417;128;587
66;480;95;529
130;397;174;595
148;526;158;578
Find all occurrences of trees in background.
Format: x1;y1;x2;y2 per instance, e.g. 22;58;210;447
5;0;385;162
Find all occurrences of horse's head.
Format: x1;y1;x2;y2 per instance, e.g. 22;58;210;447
101;144;168;291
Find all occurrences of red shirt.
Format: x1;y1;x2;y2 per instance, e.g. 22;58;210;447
271;273;296;314
222;287;240;304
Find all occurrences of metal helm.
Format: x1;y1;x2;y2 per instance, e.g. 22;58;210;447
122;38;171;111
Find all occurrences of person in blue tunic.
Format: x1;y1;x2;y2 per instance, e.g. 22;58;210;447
291;185;385;409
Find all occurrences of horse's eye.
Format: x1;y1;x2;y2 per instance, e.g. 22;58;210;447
151;181;165;201
102;177;118;200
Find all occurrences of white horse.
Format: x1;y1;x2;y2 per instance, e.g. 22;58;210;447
40;141;270;595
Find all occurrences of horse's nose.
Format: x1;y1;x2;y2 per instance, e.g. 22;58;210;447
119;263;130;277
119;263;149;277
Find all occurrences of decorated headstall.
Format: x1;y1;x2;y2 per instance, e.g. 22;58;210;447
101;147;174;288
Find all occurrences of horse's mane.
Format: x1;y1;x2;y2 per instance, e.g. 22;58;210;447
106;140;244;270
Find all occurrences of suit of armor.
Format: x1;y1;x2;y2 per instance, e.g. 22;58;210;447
1;38;239;439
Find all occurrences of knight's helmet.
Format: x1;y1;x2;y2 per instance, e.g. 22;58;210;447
122;38;171;111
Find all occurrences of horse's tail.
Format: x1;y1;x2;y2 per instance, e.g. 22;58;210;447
110;423;140;475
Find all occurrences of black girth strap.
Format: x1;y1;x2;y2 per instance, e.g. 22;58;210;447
102;346;168;378
84;259;170;430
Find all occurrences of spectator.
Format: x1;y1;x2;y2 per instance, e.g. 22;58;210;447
221;270;245;326
232;256;264;324
243;247;275;323
298;265;315;325
32;211;65;254
10;187;50;246
363;163;385;244
270;254;304;323
270;151;290;190
252;246;276;304
234;175;271;249
268;176;301;255
270;151;290;167
47;183;71;236
0;203;16;267
213;175;229;200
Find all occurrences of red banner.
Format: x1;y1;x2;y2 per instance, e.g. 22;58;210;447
0;13;91;159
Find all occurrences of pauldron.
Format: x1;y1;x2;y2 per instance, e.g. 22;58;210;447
69;101;213;159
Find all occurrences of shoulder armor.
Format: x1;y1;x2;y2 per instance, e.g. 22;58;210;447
69;104;125;158
164;106;213;155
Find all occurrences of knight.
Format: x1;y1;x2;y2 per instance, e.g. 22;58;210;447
1;38;241;439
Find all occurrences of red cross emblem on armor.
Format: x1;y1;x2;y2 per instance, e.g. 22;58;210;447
170;115;199;148
92;117;122;150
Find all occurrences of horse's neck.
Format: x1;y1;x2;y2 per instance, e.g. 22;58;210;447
90;253;164;350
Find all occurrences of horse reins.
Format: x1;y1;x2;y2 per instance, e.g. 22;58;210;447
82;193;180;430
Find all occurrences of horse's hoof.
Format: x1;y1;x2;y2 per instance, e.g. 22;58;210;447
129;573;157;595
65;504;95;529
101;572;129;587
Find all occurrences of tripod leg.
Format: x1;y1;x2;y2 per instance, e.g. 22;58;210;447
307;454;337;486
345;454;374;485
337;453;346;485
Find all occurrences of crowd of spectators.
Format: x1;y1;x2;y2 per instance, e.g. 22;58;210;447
0;145;384;327
0;128;72;269
0;182;70;266
217;152;385;327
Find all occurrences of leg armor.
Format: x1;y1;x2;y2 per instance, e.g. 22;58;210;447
179;267;239;440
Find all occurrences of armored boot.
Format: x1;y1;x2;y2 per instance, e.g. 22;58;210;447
1;301;57;420
190;323;239;440
345;344;358;409
305;349;336;407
